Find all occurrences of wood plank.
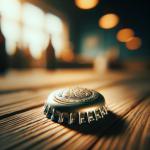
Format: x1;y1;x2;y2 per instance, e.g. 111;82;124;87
0;87;149;149
0;70;149;119
0;70;149;150
0;69;99;93
1;69;146;93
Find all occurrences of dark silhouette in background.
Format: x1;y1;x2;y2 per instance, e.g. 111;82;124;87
11;43;29;69
46;37;56;69
0;15;9;74
0;0;149;72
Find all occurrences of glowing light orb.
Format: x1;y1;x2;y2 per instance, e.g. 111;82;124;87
75;0;99;10
99;13;119;29
126;37;142;50
117;28;135;42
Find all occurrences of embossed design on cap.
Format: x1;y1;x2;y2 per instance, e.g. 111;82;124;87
54;87;99;103
44;87;108;124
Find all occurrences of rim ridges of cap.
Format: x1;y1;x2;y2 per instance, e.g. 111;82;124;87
44;104;108;124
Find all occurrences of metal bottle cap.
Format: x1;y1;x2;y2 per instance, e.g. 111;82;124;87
44;87;108;125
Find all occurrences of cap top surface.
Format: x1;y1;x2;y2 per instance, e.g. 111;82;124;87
52;87;100;104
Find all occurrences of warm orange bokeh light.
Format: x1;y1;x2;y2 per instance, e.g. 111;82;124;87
117;28;135;42
60;49;74;62
98;13;119;29
126;37;142;50
75;0;99;10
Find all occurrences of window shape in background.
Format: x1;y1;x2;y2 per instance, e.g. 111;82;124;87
0;0;21;21
0;0;66;59
22;3;48;59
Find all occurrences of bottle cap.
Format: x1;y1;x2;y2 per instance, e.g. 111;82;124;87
44;87;108;125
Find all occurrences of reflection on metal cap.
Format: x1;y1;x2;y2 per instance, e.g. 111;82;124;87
44;87;108;124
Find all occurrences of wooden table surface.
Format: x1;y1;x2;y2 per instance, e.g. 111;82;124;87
0;69;149;150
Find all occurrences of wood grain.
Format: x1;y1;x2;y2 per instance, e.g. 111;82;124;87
0;69;149;150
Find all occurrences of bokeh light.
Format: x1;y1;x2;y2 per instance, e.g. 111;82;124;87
84;36;100;49
46;13;64;56
126;37;142;50
46;13;63;34
98;13;119;29
0;1;66;59
0;0;21;21
60;49;74;62
22;3;45;29
1;18;21;42
22;3;48;59
22;27;49;59
117;28;135;42
75;0;99;10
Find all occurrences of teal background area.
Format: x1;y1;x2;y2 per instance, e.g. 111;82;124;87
45;0;150;60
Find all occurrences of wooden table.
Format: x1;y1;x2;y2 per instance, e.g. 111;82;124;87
0;69;149;150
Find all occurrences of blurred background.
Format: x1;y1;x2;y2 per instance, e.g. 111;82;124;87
0;0;150;73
